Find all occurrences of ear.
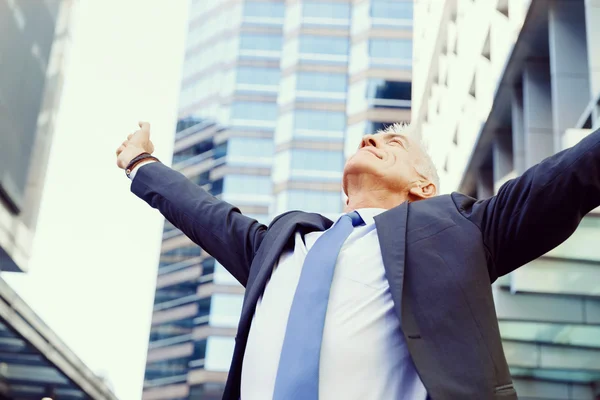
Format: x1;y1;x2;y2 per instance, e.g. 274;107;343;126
408;181;436;201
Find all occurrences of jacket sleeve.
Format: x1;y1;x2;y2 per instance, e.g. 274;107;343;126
452;129;600;282
131;162;267;287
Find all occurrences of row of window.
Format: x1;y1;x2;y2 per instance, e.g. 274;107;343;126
187;1;413;56
222;149;344;192
239;34;411;59
181;34;411;93
236;67;347;94
227;137;274;159
223;175;273;196
235;69;410;104
180;76;409;124
230;102;348;131
241;1;412;21
273;149;344;183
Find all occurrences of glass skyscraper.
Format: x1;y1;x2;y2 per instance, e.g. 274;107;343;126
142;1;414;399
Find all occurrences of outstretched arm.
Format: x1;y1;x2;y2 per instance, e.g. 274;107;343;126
453;129;600;282
116;122;266;286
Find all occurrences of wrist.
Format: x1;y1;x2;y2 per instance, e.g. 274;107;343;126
126;153;160;178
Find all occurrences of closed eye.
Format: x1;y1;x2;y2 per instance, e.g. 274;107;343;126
389;138;406;148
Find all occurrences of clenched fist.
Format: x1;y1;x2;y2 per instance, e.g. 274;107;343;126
116;121;155;169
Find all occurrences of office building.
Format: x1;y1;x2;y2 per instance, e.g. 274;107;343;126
143;0;414;398
412;0;600;399
0;1;118;398
1;0;66;272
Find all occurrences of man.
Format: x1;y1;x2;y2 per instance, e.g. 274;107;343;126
116;122;600;400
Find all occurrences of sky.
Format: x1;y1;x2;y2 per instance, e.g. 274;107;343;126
3;1;189;398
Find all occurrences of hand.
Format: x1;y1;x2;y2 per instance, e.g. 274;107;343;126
116;121;155;169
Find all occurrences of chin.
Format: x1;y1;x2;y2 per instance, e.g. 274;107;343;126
346;152;380;173
343;155;383;188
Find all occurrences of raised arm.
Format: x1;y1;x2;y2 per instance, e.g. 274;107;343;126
116;122;267;286
453;128;600;282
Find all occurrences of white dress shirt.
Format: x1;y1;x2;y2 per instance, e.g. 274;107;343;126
241;209;427;400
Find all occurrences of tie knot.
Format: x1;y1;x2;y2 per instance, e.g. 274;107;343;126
346;211;364;227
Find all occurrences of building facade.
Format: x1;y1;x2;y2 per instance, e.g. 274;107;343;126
0;0;72;273
412;0;600;399
0;1;118;398
142;0;414;398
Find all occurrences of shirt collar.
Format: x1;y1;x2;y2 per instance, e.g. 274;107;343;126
352;208;386;226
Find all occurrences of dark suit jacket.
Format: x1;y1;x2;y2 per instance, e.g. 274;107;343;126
132;129;600;400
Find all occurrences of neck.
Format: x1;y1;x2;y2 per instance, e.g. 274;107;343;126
344;187;408;212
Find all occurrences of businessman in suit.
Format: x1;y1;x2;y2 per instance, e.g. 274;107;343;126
116;122;600;400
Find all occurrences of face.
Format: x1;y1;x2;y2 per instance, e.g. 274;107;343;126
343;132;426;195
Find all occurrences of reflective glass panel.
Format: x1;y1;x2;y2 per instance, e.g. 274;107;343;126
366;79;411;101
302;2;351;19
369;38;412;59
240;34;283;51
371;0;413;19
290;149;344;172
510;367;600;384
499;321;600;348
227;137;274;158
296;71;347;92
145;357;188;381
299;35;349;55
209;294;244;327
236;67;280;86
205;336;235;371
231;102;279;121
365;121;398;134
243;1;285;18
294;110;346;131
223;175;272;195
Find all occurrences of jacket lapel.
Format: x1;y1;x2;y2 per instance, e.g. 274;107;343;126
374;202;408;323
237;212;332;339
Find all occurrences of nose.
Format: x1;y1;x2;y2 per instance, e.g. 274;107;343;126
360;134;379;148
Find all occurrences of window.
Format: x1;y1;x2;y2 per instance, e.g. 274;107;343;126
371;0;413;20
223;175;272;195
299;36;349;55
231;102;279;121
240;34;283;52
302;2;351;19
365;121;400;134
205;337;235;371
290;149;343;172
145;357;189;381
243;1;285;18
295;110;346;131
366;80;411;101
227;137;274;158
285;190;342;213
173;140;213;164
236;67;280;86
209;294;244;327
297;71;347;92
369;39;412;60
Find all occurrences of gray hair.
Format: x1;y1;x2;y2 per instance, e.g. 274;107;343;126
378;123;440;193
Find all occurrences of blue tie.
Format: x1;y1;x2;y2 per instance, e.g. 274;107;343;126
272;211;365;400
